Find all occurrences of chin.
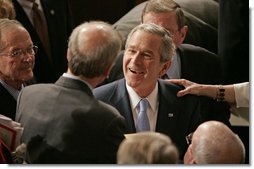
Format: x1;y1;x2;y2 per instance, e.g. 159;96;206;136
21;73;34;81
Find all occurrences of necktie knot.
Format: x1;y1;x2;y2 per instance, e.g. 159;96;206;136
139;99;149;112
136;99;150;132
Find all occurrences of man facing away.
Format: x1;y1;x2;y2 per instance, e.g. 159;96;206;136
94;23;202;160
15;21;126;164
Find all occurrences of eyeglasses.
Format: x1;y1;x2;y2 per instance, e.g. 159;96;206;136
0;45;38;58
185;133;193;145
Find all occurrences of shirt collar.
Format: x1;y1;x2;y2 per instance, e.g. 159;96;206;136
63;73;93;91
126;81;158;112
0;79;24;100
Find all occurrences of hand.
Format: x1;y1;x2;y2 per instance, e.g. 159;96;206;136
168;79;203;97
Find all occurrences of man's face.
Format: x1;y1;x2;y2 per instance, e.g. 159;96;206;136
0;27;35;83
143;12;185;48
123;30;169;97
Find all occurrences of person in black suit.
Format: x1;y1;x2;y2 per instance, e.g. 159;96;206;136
15;21;125;164
101;0;231;127
0;19;35;120
94;23;202;160
12;0;73;83
113;0;218;54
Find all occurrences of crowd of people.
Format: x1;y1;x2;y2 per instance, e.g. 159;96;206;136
0;0;249;164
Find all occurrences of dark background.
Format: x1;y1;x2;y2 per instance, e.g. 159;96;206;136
69;0;146;26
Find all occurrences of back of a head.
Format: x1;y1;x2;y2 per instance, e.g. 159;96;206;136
67;21;122;78
117;132;179;164
141;0;185;29
192;121;246;164
0;0;16;19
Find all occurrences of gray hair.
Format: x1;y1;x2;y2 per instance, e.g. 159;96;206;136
0;18;23;50
68;21;122;78
125;23;175;62
117;132;179;164
141;0;185;30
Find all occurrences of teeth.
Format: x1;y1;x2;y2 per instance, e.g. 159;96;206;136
129;68;144;74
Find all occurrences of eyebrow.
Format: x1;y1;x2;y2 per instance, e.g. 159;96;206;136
128;46;155;55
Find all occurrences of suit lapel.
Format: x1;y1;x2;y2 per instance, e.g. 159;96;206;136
113;80;136;133
155;80;178;135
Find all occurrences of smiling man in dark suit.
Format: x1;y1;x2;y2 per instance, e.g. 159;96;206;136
94;23;202;160
101;0;231;127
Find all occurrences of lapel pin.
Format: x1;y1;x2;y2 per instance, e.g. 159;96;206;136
168;113;174;117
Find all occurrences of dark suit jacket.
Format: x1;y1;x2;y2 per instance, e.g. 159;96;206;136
178;44;222;84
0;84;16;121
178;44;231;126
99;44;231;127
113;0;218;53
12;0;73;83
15;76;126;164
94;79;202;159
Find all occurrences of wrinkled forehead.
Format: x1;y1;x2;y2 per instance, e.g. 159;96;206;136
1;26;31;49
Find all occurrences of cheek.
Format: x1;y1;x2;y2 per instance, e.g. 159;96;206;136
0;60;13;74
123;55;131;69
147;62;161;76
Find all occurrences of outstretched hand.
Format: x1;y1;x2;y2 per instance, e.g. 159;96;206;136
167;79;203;97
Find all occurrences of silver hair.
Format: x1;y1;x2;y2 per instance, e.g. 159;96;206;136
0;18;23;50
68;21;122;78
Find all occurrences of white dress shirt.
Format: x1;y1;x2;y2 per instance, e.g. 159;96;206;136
17;0;44;25
126;82;159;131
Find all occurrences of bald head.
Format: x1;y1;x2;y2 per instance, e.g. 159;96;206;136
77;23;117;52
67;21;122;79
184;121;245;164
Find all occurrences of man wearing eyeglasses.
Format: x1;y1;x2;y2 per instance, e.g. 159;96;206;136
0;18;36;120
184;120;245;164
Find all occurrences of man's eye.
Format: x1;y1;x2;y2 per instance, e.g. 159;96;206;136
11;51;21;57
143;54;152;59
126;49;136;54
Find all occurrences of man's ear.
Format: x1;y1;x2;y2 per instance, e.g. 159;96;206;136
66;48;71;62
159;61;171;78
179;25;188;44
188;145;197;164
